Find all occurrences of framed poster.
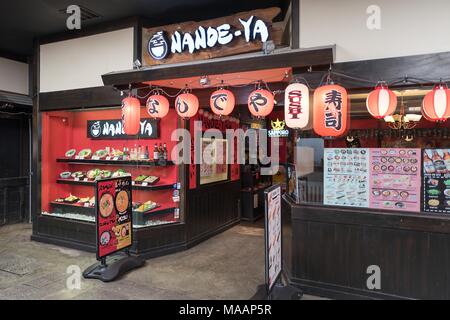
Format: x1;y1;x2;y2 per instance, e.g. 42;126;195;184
286;164;299;203
423;149;450;214
323;148;370;208
369;148;421;212
264;184;282;293
96;176;133;260
199;138;229;185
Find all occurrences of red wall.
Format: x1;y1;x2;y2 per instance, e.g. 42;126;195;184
41;107;178;213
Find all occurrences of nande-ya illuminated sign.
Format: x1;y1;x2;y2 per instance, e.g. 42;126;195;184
148;16;269;60
268;119;289;138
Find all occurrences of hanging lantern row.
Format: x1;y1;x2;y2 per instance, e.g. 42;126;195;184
123;80;449;137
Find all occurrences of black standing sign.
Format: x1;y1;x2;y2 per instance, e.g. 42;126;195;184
87;118;159;139
95;176;133;260
264;184;282;294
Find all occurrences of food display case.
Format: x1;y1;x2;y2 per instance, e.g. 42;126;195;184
40;107;181;229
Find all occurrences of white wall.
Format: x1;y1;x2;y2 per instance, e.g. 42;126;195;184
40;28;134;93
0;57;29;95
300;0;450;62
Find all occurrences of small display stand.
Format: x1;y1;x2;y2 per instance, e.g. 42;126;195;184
83;176;145;282
252;184;302;300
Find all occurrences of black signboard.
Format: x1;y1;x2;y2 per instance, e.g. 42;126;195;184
423;149;450;214
95;176;133;260
87;118;159;139
264;184;282;294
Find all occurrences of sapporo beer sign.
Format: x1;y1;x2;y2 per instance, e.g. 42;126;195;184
142;8;282;66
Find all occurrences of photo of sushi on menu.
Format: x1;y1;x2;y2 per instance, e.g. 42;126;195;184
423;149;450;214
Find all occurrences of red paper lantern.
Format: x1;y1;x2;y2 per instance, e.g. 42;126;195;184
175;93;199;119
284;83;310;129
248;89;274;118
210;89;235;116
313;84;349;137
422;84;450;122
366;84;397;119
146;94;170;119
121;96;141;135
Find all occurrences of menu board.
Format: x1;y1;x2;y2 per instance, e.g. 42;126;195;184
369;148;421;212
323;148;370;208
423;149;450;214
264;185;282;292
96;176;132;259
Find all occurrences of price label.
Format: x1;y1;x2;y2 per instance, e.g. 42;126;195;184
105;156;111;160
74;178;80;181
84;203;90;208
173;196;180;203
113;157;119;161
92;156;100;160
174;208;180;219
132;181;135;186
75;156;80;160
142;182;148;187
83;178;89;182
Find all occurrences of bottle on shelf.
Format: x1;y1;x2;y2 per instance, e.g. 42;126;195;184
144;146;150;160
158;143;164;160
432;150;447;174
424;152;436;174
153;143;159;161
163;143;168;161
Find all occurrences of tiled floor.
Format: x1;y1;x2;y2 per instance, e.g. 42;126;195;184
0;223;323;300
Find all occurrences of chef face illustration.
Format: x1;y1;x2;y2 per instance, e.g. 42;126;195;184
148;31;169;60
90;121;101;137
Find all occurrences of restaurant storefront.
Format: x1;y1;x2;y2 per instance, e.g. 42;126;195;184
30;1;450;300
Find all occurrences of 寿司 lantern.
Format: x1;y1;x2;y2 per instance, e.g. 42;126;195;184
284;83;310;129
248;89;274;118
422;84;450;122
313;84;349;137
146;94;169;119
175;93;199;119
210;89;235;116
121;96;141;135
366;84;397;119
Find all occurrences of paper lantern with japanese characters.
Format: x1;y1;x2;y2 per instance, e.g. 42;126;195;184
422;84;450;122
313;84;349;137
248;89;274;118
146;94;170;119
366;84;397;119
121;96;141;135
284;83;310;129
210;89;235;116
175;93;199;119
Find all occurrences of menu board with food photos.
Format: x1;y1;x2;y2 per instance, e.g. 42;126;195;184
96;176;132;259
423;149;450;214
324;148;370;208
369;148;421;212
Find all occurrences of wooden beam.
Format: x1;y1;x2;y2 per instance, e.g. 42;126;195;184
294;51;450;90
102;46;335;87
39;86;122;111
291;0;300;49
